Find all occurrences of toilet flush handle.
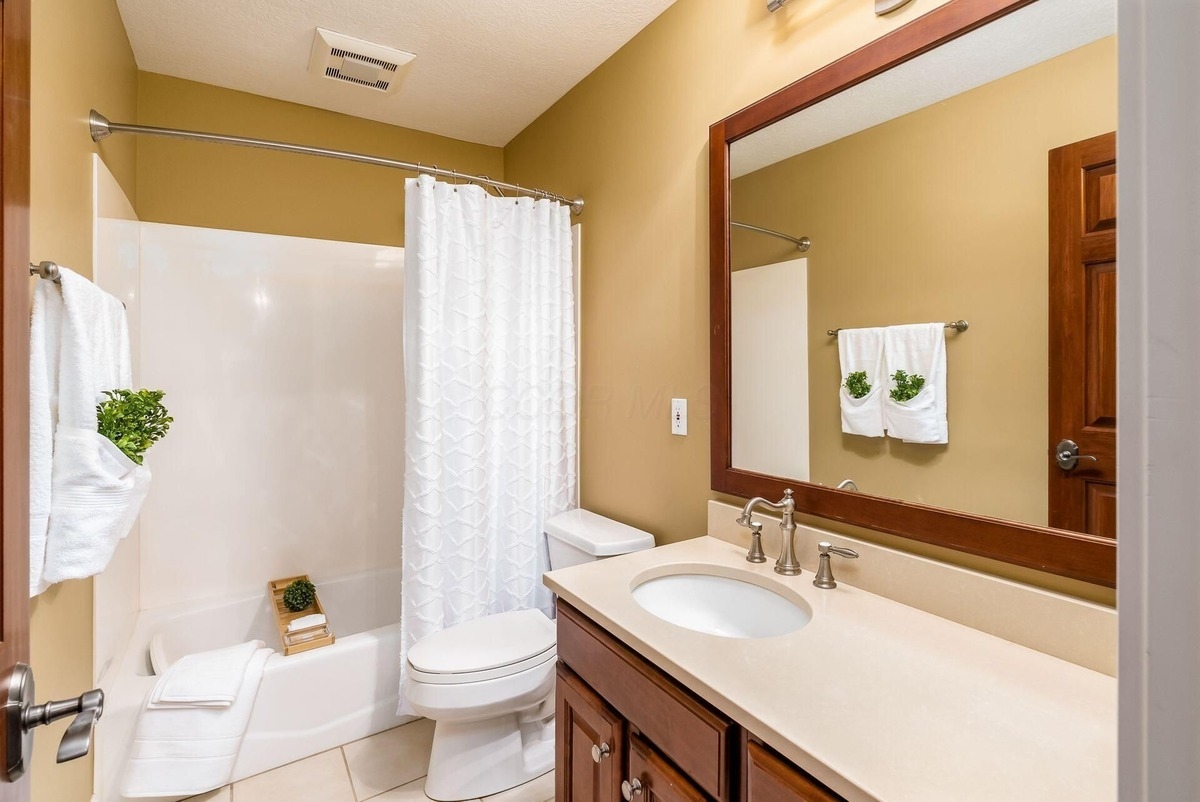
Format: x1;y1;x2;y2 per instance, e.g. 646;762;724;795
591;742;611;763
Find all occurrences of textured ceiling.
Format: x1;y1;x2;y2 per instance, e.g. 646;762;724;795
731;0;1116;178
115;0;677;147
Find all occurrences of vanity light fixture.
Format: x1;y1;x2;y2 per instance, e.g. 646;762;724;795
875;0;916;13
769;0;914;14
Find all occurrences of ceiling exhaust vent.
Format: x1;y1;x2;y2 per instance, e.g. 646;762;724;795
308;28;415;93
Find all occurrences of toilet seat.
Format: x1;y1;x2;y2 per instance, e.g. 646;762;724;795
408;609;556;686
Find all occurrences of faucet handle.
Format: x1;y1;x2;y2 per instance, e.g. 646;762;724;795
818;541;859;560
813;541;858;589
745;521;766;564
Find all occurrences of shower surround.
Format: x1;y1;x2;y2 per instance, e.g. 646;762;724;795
91;157;407;800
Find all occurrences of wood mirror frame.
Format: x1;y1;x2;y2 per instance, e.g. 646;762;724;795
708;0;1116;588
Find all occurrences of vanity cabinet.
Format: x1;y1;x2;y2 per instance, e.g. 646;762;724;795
745;741;843;802
555;602;846;802
556;663;625;801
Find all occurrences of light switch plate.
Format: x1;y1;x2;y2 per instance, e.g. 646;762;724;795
671;398;687;436
875;0;916;14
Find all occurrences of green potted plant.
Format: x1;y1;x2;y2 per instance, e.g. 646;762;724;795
96;389;173;464
283;578;317;612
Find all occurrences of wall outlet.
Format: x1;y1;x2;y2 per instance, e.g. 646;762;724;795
671;398;687;436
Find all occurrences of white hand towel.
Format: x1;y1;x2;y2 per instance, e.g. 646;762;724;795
29;281;64;596
122;646;272;798
837;327;886;437
150;640;267;708
41;267;141;586
883;323;948;444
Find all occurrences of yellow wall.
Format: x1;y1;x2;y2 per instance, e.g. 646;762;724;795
503;2;954;541
136;72;504;246
730;37;1117;528
30;0;138;797
504;0;1113;602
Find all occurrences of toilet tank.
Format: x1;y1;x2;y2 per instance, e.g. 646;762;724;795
545;509;655;570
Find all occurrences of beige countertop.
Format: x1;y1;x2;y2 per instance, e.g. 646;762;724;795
544;536;1116;802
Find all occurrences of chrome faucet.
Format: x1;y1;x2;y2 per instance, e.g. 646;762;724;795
736;489;802;575
836;479;858;491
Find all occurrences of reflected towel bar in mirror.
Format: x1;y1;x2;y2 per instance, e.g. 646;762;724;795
827;320;969;337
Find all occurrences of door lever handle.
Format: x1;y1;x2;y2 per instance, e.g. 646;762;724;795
3;665;104;780
23;688;104;764
1056;439;1099;471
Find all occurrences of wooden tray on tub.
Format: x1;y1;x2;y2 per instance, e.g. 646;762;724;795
269;575;335;656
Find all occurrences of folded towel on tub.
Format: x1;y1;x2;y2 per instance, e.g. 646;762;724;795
150;639;267;708
122;642;273;798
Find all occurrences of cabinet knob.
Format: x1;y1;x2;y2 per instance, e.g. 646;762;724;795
591;742;611;763
621;778;643;801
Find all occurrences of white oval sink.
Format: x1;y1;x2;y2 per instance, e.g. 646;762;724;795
631;570;812;639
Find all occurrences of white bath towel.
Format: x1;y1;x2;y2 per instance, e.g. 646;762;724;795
150;639;267;709
55;267;130;429
122;645;272;798
40;267;142;587
29;281;64;596
837;327;886;437
883;323;948;444
41;428;150;585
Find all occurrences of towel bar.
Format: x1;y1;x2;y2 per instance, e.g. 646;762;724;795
828;320;969;337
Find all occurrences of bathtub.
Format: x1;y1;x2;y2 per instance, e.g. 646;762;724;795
100;567;412;801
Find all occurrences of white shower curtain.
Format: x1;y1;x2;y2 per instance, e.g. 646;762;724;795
399;174;577;710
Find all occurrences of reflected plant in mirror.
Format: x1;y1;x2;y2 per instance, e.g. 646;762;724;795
843;371;870;399
713;0;1119;587
888;371;924;404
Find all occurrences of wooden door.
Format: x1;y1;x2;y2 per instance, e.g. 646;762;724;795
0;0;31;792
1048;132;1117;537
556;664;625;802
625;735;706;802
745;741;845;802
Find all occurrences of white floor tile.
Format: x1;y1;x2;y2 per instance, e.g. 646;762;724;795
233;748;356;802
182;787;231;802
343;718;437;801
482;771;555;802
369;776;479;802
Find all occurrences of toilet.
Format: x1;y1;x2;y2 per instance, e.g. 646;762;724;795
405;508;655;801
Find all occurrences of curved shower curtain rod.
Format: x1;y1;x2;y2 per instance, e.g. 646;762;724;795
730;221;811;251
88;110;585;216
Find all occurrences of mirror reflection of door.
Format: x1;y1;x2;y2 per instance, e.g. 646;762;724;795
730;259;810;482
1048;132;1117;537
726;0;1116;536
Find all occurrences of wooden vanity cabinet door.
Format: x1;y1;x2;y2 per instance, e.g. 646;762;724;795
557;663;626;802
745;741;846;802
627;735;708;802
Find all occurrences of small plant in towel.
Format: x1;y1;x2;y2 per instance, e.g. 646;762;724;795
889;370;926;403
283;578;317;612
843;371;871;399
96;389;173;465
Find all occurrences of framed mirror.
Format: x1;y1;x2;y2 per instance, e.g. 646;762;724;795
709;0;1117;587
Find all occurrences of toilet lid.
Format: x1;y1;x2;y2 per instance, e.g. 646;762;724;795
408;609;555;677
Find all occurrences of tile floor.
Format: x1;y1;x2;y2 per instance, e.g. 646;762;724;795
184;718;555;802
